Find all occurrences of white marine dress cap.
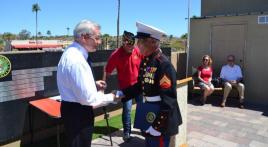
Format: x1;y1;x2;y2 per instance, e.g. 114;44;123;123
135;21;166;40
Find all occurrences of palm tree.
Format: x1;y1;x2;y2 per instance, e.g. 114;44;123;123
47;30;51;39
116;0;120;48
38;32;42;39
32;3;41;44
102;34;110;50
2;32;16;41
66;27;70;36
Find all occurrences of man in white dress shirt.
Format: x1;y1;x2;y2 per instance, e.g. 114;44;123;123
220;55;245;108
57;20;119;147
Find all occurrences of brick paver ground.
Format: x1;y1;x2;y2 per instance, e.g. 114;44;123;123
187;96;268;147
92;96;268;147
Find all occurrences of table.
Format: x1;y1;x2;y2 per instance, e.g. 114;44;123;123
29;96;113;147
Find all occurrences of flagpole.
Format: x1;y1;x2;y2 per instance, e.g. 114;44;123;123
186;0;191;77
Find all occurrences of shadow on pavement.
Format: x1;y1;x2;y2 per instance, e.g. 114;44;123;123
93;126;120;135
189;94;268;117
92;136;145;147
92;129;145;147
22;133;67;147
118;136;145;147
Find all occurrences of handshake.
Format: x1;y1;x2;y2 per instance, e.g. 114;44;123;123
96;80;125;103
111;90;125;103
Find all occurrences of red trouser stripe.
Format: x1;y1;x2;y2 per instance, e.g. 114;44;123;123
159;136;164;147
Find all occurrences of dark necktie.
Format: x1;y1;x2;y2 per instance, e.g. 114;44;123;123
87;55;96;79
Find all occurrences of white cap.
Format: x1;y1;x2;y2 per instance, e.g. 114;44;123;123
135;21;166;40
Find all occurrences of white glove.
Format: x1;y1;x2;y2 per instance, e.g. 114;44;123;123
145;126;161;136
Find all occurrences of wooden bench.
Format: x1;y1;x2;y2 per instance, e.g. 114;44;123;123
190;67;243;100
193;86;223;91
190;67;223;97
191;80;223;97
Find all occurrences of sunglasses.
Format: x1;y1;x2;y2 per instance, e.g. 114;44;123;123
203;58;209;61
123;39;135;45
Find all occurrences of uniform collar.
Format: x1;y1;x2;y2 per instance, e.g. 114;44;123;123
72;41;88;60
144;48;161;61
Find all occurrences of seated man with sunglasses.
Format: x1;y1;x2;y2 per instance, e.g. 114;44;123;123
220;54;245;108
103;31;142;141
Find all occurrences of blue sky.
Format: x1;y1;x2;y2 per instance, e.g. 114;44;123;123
0;0;200;37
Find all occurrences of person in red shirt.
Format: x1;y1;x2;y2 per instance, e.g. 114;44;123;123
103;31;142;141
197;55;214;105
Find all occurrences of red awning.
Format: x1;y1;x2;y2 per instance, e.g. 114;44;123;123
12;44;63;49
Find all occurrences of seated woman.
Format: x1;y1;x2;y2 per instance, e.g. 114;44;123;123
198;55;214;105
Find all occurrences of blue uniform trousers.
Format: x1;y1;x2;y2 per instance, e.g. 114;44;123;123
145;135;170;147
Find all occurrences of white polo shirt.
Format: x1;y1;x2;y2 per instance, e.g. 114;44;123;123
57;42;114;106
220;64;243;81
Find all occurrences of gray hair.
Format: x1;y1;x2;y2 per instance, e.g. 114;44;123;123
73;19;101;39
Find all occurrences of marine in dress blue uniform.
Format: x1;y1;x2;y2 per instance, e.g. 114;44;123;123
122;22;182;147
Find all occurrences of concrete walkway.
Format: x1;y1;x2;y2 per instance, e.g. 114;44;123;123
92;97;268;147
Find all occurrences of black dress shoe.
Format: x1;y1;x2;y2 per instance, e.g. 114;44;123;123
239;102;244;109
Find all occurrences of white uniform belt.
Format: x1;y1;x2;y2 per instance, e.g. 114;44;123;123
144;95;161;102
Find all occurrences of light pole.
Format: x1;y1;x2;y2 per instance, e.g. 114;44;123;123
186;0;191;77
116;0;120;48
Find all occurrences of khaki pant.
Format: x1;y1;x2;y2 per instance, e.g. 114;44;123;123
222;82;245;104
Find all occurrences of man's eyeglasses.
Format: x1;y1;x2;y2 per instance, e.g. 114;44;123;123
123;39;135;45
83;34;101;41
227;59;234;62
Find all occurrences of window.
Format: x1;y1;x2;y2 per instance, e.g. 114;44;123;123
258;15;268;24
